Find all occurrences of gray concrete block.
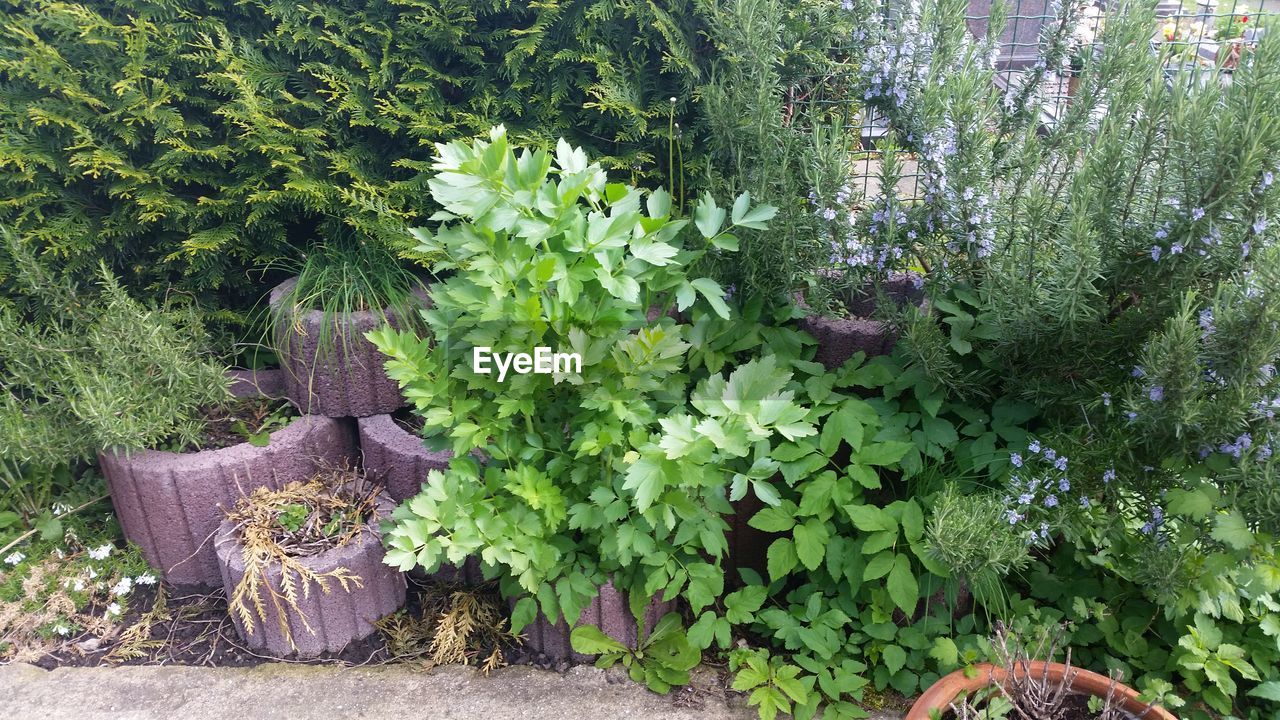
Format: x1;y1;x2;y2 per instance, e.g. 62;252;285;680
214;491;407;658
100;414;356;587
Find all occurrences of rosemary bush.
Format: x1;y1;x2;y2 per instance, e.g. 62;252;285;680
0;235;229;531
824;0;1280;712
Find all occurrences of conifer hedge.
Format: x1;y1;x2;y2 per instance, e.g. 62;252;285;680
0;0;708;306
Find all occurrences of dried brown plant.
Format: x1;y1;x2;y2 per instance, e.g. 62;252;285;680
376;584;512;673
106;585;170;663
221;465;378;652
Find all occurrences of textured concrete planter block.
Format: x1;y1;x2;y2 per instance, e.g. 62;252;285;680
227;368;287;400
270;277;425;418
215;492;406;658
357;413;451;503
798;273;926;371
100;415;356;587
519;580;676;664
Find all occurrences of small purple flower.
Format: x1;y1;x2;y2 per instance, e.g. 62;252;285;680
1151;245;1163;261
1044;495;1059;508
1079;497;1091;509
1102;468;1116;483
1132;366;1146;378
1254;217;1268;235
1011;453;1023;468
1149;386;1164;402
1043;448;1058;461
1006;510;1023;525
1199;309;1215;337
1154;227;1168;240
1058;477;1070;492
1127;411;1138;422
1039;522;1050;539
1054;456;1068;471
1018;493;1035;505
1029;440;1042;453
1264;170;1275;188
1101;392;1112;407
821;208;837;221
1170;242;1184;255
1191;207;1205;221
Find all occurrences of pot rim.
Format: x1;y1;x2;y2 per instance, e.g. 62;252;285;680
906;661;1176;720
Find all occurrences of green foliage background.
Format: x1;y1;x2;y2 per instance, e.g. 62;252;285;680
0;0;709;309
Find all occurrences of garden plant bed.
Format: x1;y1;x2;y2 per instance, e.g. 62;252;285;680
166;397;297;453
3;1;1280;717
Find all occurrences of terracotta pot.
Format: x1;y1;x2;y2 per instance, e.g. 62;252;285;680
269;277;426;418
100;383;356;586
517;579;676;663
214;489;406;658
798;273;926;370
906;661;1176;720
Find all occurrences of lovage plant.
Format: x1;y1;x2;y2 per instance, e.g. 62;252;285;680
369;127;783;633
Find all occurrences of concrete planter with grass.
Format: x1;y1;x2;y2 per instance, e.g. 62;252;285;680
269;277;425;419
518;580;675;664
213;489;406;658
99;402;355;587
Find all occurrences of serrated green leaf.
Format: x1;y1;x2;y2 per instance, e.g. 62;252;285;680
794;520;829;571
887;555;919;616
768;538;799;581
882;645;907;675
1211;511;1253;550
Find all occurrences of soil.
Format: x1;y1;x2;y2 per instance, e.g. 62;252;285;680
180;398;298;452
30;574;562;672
391;406;424;435
942;692;1140;720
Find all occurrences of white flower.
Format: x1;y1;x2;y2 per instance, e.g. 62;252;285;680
87;544;112;560
105;603;121;617
87;568;98;579
3;551;24;566
110;578;133;597
135;573;157;586
73;579;86;592
55;624;71;636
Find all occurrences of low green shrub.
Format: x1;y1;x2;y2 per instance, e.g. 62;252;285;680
370;127;780;634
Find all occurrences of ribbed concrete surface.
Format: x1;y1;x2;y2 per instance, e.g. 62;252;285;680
1;663;843;720
521;581;676;663
214;493;406;657
797;273;926;370
270;277;419;418
100;415;356;586
357;413;451;502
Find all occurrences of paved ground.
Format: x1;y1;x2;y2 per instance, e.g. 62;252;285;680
0;661;907;720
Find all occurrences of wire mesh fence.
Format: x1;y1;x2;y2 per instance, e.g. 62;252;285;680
821;0;1277;204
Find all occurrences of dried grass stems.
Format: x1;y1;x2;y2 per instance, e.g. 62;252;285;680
377;580;513;673
220;464;379;652
977;623;1132;720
